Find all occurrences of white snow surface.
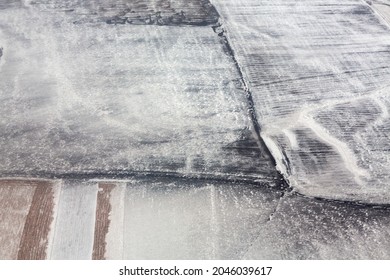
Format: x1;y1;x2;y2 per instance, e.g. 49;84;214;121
211;0;390;204
49;180;97;260
108;178;281;259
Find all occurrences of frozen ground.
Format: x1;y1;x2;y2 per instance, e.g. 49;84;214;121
1;0;390;259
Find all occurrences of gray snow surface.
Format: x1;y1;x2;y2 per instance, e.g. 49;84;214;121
2;0;390;260
0;0;277;181
212;0;390;204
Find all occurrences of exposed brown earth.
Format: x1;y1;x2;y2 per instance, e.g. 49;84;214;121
0;179;114;260
17;180;57;260
0;180;37;259
92;183;115;260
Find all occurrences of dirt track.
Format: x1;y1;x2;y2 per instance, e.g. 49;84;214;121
93;183;115;260
17;180;57;260
0;180;43;259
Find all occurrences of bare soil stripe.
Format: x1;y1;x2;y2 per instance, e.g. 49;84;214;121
0;180;36;259
92;183;115;260
17;180;56;260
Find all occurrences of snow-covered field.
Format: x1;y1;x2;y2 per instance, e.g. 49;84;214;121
212;0;390;204
2;0;390;259
0;1;277;181
2;178;390;260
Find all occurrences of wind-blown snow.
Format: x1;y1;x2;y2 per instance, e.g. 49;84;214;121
211;0;390;204
0;1;276;180
3;0;390;261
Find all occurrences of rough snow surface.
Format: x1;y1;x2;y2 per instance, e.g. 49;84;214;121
2;0;390;260
211;0;390;204
0;1;276;180
29;0;219;26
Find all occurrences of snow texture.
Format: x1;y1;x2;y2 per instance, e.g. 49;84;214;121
245;194;390;259
103;177;282;259
43;178;390;260
371;0;390;24
49;180;97;260
2;0;390;260
211;0;390;204
0;0;277;181
29;0;219;26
